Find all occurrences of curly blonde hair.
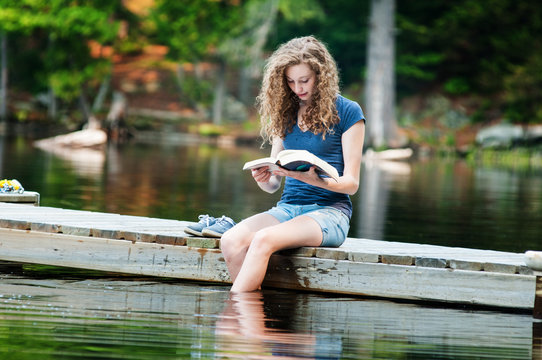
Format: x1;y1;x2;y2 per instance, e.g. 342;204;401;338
256;36;340;144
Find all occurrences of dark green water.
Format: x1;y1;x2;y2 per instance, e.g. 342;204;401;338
0;135;541;359
0;264;538;359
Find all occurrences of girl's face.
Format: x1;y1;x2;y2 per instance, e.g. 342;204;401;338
285;63;316;104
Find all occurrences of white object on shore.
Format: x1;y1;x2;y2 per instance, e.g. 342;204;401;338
524;250;542;271
364;148;413;161
34;128;107;149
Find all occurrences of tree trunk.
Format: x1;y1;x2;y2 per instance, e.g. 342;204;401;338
238;67;251;106
48;86;57;120
92;73;111;113
46;34;57;120
365;0;398;148
212;59;226;125
0;32;7;122
237;0;279;105
79;87;100;129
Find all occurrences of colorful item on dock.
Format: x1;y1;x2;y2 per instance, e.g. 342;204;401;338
184;214;236;238
0;179;24;193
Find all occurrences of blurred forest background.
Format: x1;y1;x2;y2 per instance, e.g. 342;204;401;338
0;0;541;152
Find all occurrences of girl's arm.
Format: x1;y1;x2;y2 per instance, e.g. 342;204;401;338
272;121;365;195
251;137;284;194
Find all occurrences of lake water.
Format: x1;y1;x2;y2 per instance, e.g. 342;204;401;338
1;135;541;359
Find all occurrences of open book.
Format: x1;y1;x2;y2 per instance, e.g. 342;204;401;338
242;149;339;182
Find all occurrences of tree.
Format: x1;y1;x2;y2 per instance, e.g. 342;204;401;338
151;0;243;125
0;0;118;126
220;0;280;106
152;0;328;125
365;0;399;149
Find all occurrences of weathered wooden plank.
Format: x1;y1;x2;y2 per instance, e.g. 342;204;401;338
30;222;62;233
416;256;448;268
449;259;483;271
279;247;317;258
0;191;40;205
483;262;519;274
0;219;31;230
0;228;537;310
155;234;187;246
186;237;219;249
0;228;231;283
0;202;538;311
348;251;380;263
381;254;414;266
340;238;526;266
315;248;348;260
264;255;535;309
57;224;92;237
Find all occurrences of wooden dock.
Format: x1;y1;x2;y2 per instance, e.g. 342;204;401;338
0;202;540;315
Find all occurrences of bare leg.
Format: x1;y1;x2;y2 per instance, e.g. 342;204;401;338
231;215;322;292
220;213;279;283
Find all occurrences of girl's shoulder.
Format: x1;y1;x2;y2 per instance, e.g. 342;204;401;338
335;94;365;126
336;94;361;109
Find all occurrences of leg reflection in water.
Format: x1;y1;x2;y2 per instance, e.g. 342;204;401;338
215;291;342;359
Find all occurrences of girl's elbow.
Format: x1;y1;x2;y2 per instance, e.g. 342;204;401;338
346;180;359;195
264;186;280;194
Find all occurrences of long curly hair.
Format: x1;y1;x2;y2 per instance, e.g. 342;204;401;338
256;36;340;144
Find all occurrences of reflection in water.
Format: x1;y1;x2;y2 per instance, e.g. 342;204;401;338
38;145;105;178
534;322;542;359
0;264;537;359
216;291;324;359
358;159;412;241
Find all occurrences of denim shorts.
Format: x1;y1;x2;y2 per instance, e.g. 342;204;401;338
264;202;350;247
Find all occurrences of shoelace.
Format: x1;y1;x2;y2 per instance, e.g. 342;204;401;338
197;214;214;226
215;215;234;226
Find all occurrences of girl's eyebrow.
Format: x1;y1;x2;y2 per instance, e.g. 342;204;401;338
286;75;311;81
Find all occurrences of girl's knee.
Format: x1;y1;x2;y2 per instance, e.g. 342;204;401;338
220;229;237;253
248;229;275;256
220;226;250;257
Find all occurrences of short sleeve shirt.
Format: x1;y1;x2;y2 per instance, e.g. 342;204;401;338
279;95;365;218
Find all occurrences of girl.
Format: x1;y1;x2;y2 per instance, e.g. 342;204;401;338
220;36;366;292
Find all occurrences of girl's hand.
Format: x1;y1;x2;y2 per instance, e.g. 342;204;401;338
251;166;272;183
273;166;324;186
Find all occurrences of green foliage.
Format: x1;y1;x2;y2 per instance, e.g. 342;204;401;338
271;0;367;86
0;0;121;119
432;0;542;93
151;0;243;62
466;148;542;170
443;78;470;95
396;53;443;81
503;53;542;123
1;0;542;128
278;0;325;23
198;123;224;137
180;76;214;107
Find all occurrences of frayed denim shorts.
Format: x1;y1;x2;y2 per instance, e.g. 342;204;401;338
264;202;350;247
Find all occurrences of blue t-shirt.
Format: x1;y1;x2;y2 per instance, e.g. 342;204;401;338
279;94;365;218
